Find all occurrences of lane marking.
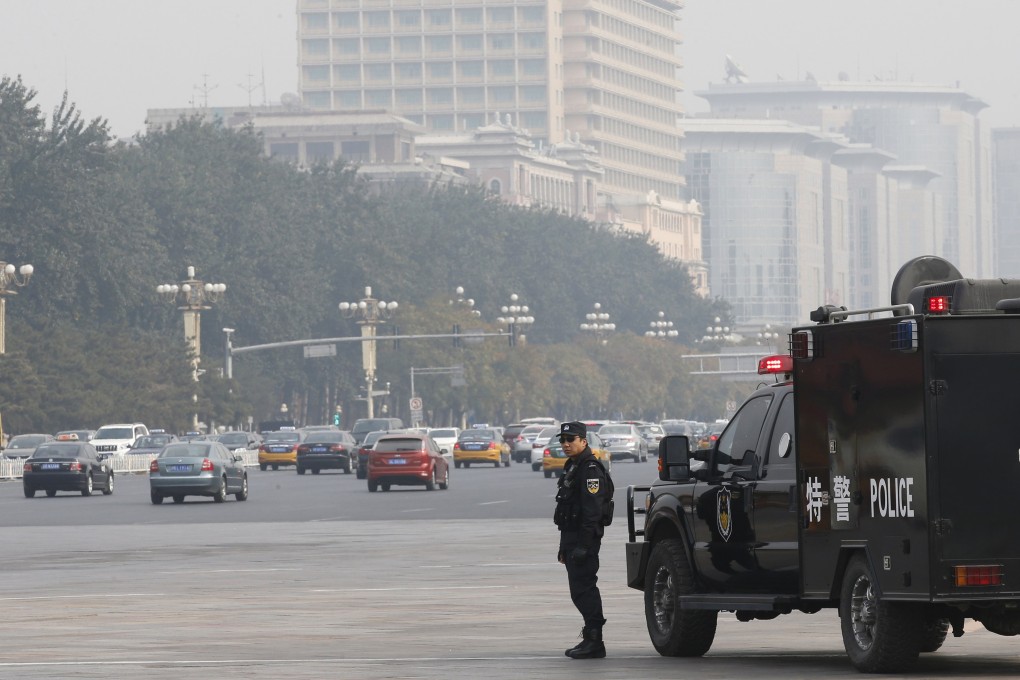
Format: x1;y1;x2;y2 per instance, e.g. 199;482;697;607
0;593;163;602
401;508;435;513
313;585;508;593
478;500;508;506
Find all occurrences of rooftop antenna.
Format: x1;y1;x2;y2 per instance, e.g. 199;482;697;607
261;56;269;106
239;72;263;109
193;73;218;109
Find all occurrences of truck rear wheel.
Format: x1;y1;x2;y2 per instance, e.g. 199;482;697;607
919;618;950;652
644;538;717;657
839;554;923;672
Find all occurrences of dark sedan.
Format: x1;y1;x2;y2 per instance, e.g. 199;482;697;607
297;430;358;475
23;442;114;498
149;441;249;504
128;432;178;455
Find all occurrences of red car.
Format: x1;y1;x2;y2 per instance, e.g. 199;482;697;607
367;432;450;492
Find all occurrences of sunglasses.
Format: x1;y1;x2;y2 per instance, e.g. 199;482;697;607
558;435;579;443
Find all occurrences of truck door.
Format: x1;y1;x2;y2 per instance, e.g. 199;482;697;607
691;393;772;591
933;352;1020;567
752;391;800;593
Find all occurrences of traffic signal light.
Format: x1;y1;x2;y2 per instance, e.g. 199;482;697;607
332;412;341;426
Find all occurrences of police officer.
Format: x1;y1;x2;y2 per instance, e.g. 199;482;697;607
554;421;610;659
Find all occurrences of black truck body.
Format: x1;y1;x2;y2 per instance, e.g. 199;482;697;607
626;270;1020;673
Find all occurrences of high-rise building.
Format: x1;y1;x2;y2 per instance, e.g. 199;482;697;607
296;0;687;205
697;79;992;278
993;128;1020;277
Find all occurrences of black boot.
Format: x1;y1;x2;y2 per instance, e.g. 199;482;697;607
566;627;606;659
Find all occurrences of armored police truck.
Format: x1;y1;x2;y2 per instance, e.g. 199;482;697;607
626;257;1020;673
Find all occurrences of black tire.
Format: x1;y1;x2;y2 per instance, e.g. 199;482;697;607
425;469;436;491
81;473;93;497
46;489;57;498
344;459;353;474
297;466;306;475
381;483;391;492
173;495;185;504
368;480;378;492
454;461;462;469
272;464;279;471
919;618;951;653
532;463;540;472
544;470;552;478
464;462;470;468
235;474;249;501
839;554;924;673
23;486;35;498
357;465;367;480
644;538;717;657
259;463;267;471
493;460;500;468
503;458;510;467
438;467;449;490
312;468;320;475
150;489;164;505
213;478;228;503
103;471;115;495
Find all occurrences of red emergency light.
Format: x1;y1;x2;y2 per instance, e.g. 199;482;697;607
758;355;793;375
926;296;951;314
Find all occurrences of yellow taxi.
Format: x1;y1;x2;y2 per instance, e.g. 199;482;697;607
542;431;612;478
258;430;304;470
453;428;511;468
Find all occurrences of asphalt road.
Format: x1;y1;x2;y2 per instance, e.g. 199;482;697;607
0;462;1017;678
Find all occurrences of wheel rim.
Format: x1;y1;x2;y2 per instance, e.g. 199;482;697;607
850;573;878;650
108;474;114;492
242;477;248;496
86;475;92;493
651;564;677;635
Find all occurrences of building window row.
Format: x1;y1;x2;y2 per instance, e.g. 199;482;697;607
597;64;676;102
599;140;679;174
587;38;677;78
308;32;547;61
603;166;680;198
593;115;682;153
588;0;677;31
589;12;677;54
299;6;547;35
598;90;677;126
325;58;548;85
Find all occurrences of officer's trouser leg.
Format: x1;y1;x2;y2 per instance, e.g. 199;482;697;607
564;547;604;629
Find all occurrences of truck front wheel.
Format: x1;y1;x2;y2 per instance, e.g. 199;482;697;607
839;554;923;672
644;538;717;657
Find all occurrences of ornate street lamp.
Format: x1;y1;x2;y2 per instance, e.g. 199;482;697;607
645;311;679;339
449;285;482;317
340;287;398;419
157;266;226;430
580;302;615;344
0;260;33;355
497;293;534;347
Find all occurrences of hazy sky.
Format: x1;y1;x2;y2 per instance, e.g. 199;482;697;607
1;0;1017;139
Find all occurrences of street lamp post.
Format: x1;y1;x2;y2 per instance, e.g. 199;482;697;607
339;287;398;419
645;311;679;339
579;302;615;344
449;286;482;317
0;260;34;355
700;316;738;344
756;324;780;352
497;293;534;347
223;328;235;379
157;266;226;431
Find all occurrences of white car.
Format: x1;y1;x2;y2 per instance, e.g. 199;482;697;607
513;424;549;463
92;423;149;460
529;426;562;471
428;427;460;459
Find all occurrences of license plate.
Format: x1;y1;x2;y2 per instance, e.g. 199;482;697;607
465;444;483;450
169;464;191;472
41;463;61;470
389;458;406;465
312;447;327;453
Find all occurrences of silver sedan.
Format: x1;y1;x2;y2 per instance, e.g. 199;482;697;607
149;441;249;504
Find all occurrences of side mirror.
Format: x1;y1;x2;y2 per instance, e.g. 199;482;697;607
234;454;244;462
658;435;691;482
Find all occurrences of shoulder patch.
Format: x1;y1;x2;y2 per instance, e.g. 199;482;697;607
586;478;600;494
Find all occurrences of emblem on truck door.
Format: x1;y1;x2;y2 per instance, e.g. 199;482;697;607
717;489;733;541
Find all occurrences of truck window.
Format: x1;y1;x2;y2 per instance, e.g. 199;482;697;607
765;392;795;476
716;394;773;472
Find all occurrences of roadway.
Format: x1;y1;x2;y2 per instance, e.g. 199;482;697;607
0;461;1017;678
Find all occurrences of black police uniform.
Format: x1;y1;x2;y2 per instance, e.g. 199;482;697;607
555;439;610;654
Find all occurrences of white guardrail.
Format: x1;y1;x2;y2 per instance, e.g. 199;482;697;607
0;450;261;480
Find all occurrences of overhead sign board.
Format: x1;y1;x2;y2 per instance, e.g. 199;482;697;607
303;344;337;358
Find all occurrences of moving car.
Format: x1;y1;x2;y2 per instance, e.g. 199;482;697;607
356;429;404;479
128;432;178;455
54;429;96;442
149;440;249;504
91;423;149;459
511;424;547;463
453;428;510;468
540;432;612;478
23;441;114;498
367;432;449;492
213;431;262;454
427;427;459;458
258;430;304;470
637;424;666;455
351;417;404;445
528;426;562;470
2;433;54;459
296;430;358;474
597;423;648;462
